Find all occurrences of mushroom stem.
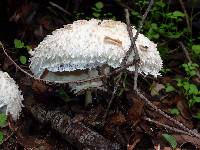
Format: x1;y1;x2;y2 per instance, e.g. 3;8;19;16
85;90;92;106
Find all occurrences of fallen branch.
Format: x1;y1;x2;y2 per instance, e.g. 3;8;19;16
121;0;154;66
24;95;120;150
144;117;193;136
49;1;71;16
136;89;200;138
122;0;154;90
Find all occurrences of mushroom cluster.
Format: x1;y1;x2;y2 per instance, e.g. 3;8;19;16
0;71;24;120
29;19;163;104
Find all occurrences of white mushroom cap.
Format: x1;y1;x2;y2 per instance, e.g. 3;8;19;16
0;71;24;120
29;19;162;80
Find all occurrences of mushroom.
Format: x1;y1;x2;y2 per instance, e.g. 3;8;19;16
29;19;162;105
0;71;24;120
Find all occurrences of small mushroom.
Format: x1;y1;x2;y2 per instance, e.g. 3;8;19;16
0;71;24;120
29;19;163;104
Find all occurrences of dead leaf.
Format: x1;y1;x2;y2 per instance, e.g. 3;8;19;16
109;112;126;126
3;57;13;70
126;92;144;124
173;134;200;149
177;99;191;121
32;80;48;93
127;132;142;150
193;77;200;85
150;81;165;96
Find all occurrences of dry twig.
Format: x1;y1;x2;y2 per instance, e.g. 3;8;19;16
137;89;200;138
103;1;154;119
179;0;192;33
49;1;71;16
122;0;154;90
144;117;193;136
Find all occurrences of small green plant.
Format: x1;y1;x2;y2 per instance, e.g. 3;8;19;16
182;63;199;77
92;1;104;18
193;112;200;120
0;113;8;144
162;134;177;149
176;78;200;107
14;39;31;65
192;44;200;59
89;1;115;20
14;39;31;50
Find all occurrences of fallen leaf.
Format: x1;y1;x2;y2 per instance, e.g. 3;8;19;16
109;112;126;126
173;134;200;149
150;81;165;96
32;80;48;93
3;58;13;70
126;92;144;124
177;99;191;120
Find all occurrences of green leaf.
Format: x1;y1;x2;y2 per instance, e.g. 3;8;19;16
14;39;25;49
168;108;180;116
155;1;166;8
193;96;200;103
165;84;175;92
95;1;104;9
0;114;7;128
192;45;200;55
25;45;32;50
183;82;190;91
92;12;101;18
176;78;183;87
19;56;27;64
172;11;185;17
131;11;140;16
188;84;198;95
193;112;200;119
162;134;177;148
150;23;158;30
0;131;3;144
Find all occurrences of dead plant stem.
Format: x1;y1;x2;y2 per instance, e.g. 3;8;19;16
137;89;200;138
144;117;193;136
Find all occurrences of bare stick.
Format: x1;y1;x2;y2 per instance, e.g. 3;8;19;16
123;0;154;90
136;89;200;138
49;1;71;16
124;9;139;90
121;0;154;66
179;42;192;63
0;42;39;80
103;72;122;121
179;0;192;33
144;117;193;136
